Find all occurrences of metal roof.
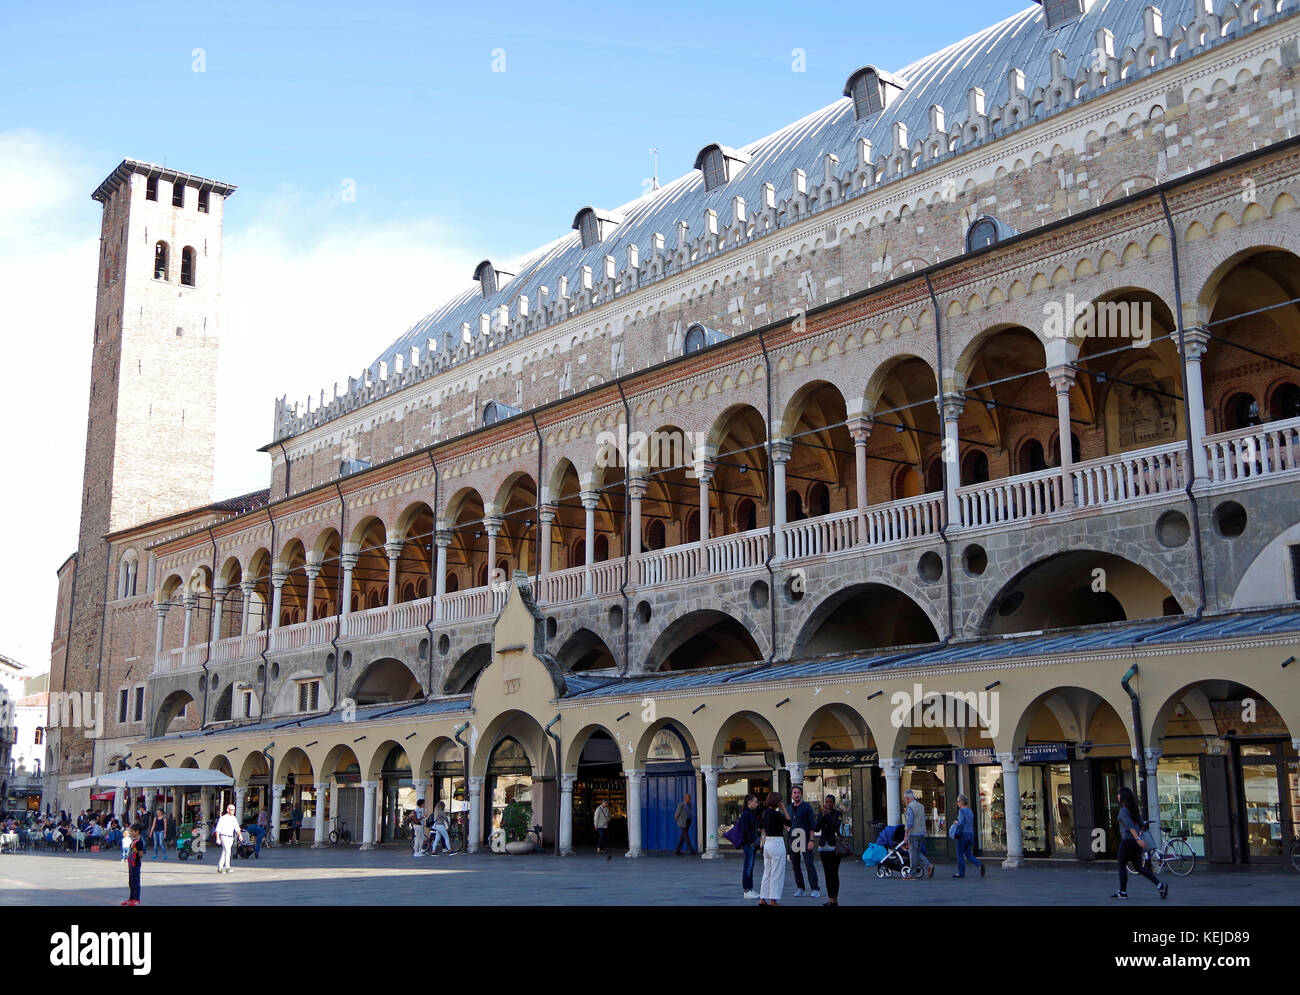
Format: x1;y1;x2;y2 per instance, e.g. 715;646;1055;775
368;0;1228;374
91;159;237;204
560;608;1300;700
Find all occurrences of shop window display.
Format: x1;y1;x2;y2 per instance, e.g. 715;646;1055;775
803;769;853;846
902;766;946;837
1156;757;1205;856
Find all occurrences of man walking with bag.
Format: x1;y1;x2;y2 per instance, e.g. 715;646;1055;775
215;803;240;874
593;798;612;858
674;793;696;855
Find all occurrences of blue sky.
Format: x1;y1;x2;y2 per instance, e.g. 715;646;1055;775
0;1;1024;666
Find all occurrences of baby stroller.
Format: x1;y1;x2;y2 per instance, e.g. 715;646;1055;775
863;825;911;878
176;822;207;860
235;827;257;860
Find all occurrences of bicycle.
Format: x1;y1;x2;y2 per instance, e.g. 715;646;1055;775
419;816;466;854
327;817;352;845
1141;822;1196;877
1289;835;1299;872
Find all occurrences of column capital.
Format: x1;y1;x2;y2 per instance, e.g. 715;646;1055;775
560;773;577;791
769;439;793;463
879;758;904;776
339;551;360;569
538;505;558;525
434;529;454;548
847;417;873;444
579;489;601;510
240;579;257;595
1143;747;1163;763
155;602;172;618
1047;364;1077;393
785;761;806;783
695;459;716;483
622;768;645;782
384;539;404;560
627;478;648;500
938;392;966;421
314;780;329;792
1181;326;1211;360
270;570;288;587
995;752;1020;773
468;776;484;790
700;764;720;779
481;515;504;536
303;562;323;581
212;585;228;601
361;779;378;792
182;594;198;609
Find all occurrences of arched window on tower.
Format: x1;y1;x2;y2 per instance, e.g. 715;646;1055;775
180;246;196;286
154;241;170;281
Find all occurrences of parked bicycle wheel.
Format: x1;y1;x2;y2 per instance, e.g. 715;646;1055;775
1161;837;1196;876
328;830;339;845
1290;838;1300;872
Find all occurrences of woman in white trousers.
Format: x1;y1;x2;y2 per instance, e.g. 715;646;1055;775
758;792;791;906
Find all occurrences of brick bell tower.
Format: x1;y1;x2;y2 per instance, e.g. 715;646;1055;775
51;161;235;804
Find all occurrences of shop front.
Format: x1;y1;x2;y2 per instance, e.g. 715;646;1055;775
573;732;626;850
379;746;416;844
642;727;694;852
1235;740;1299;864
900;747;954;858
804;748;880;852
487;738;533;836
718;753;773;848
281;772;321;844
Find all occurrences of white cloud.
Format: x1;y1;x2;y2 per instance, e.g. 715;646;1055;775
0;130;477;668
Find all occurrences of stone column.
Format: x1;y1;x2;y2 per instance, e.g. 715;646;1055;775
939;393;965;527
881;758;903;827
340;548;359;630
240;580;255;635
558;774;576;855
312;782;329;848
701;765;721;859
114;787;124;822
211;587;226;640
269;571;287;630
385;534;403;607
627;479;646;586
1181;326;1211;480
997;753;1024;869
696;458;714;575
624;769;643;858
538;507;556;589
580;490;600;594
233;789;244;822
1050;366;1077;507
181;596;196;648
467;776;484;854
434;529;451;621
482;516;502;587
200;791;212;826
848;417;872;541
1144;747;1163;845
270;784;283;846
153;603;170;659
770;440;792;561
303;562;321;624
360;780;378;850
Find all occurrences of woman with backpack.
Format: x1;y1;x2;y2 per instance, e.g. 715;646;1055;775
1112;786;1167;900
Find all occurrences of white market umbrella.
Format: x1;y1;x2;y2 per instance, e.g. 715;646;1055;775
69;767;233;790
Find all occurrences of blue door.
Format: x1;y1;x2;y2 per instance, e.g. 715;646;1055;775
643;768;694;851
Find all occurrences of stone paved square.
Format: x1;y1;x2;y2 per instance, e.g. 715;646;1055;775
1;844;1296;907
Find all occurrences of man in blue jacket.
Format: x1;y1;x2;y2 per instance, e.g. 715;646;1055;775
786;784;820;898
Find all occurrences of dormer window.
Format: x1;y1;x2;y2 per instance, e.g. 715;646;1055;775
483;400;522;426
472;260;514;300
572;207;622;249
683;322;726;355
694;144;751;192
966;215;1018;253
843;66;908;121
1036;0;1093;30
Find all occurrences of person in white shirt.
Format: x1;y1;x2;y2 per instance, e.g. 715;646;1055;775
412;799;426;857
215;804;241;874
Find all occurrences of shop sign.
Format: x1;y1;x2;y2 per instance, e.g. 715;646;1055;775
954;748;995;765
1019;743;1069;763
905;747;952;763
807;749;879;765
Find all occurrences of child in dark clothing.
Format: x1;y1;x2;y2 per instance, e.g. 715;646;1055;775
122;825;143;906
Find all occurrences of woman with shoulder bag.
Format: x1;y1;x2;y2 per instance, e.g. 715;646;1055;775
814;794;848;906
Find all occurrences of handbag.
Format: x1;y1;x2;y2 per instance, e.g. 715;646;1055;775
723;823;744;849
834;836;852;856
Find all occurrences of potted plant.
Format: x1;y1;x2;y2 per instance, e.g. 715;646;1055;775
501;801;534;854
